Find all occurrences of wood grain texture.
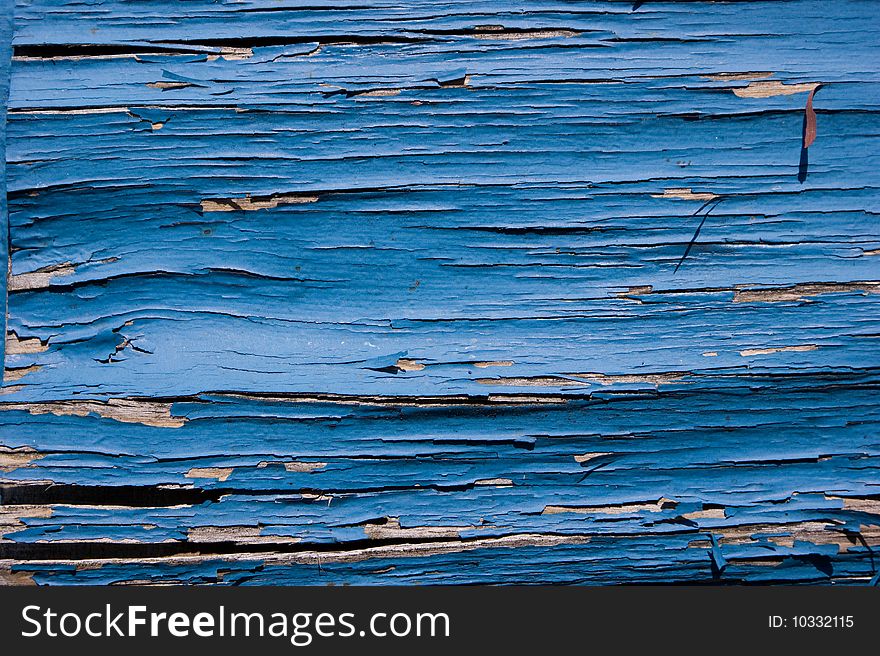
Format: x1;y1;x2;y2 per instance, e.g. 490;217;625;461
1;0;879;585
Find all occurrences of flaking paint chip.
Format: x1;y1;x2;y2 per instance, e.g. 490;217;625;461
731;80;819;98
739;344;818;357
652;188;718;201
185;467;233;482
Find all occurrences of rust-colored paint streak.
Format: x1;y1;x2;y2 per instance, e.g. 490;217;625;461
803;86;818;148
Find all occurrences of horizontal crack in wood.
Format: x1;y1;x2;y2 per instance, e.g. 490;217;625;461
733;282;880;303
544;498;678;515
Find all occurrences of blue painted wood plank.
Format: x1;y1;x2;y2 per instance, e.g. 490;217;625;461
1;0;878;586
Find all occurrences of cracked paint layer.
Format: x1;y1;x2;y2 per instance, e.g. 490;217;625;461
1;0;879;586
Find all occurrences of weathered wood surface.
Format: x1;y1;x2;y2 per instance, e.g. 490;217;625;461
1;0;879;585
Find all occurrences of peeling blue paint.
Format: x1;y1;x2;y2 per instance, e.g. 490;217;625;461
1;0;879;585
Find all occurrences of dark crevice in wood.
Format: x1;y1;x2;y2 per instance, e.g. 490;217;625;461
0;483;223;507
0;535;456;561
0;533;586;561
13;35;429;59
0;475;536;507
